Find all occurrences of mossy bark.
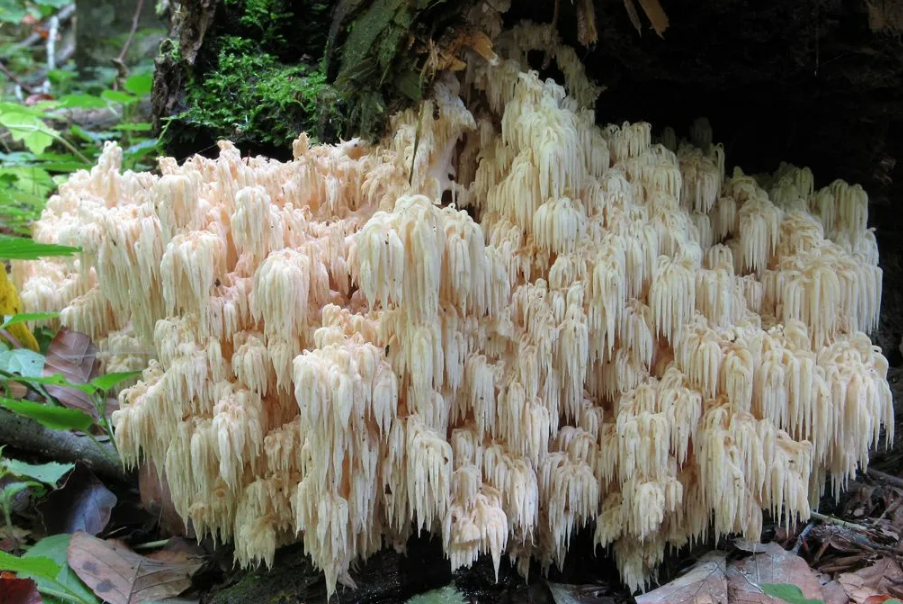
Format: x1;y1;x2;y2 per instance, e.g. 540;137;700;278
151;0;477;158
151;0;341;159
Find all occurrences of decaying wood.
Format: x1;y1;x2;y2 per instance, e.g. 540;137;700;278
0;409;131;484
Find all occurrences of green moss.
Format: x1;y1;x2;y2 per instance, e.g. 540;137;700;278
163;36;340;152
221;0;333;55
223;0;292;46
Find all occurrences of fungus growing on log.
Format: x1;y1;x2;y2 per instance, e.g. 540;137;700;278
15;16;893;597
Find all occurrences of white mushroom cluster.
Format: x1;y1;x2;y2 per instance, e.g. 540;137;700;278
14;16;893;596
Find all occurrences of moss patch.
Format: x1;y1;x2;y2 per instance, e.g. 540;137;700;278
162;36;340;152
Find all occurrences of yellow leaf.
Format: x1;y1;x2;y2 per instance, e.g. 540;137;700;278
0;264;39;352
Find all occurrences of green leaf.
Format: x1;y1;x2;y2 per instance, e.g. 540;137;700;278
0;6;28;23
124;74;153;96
40;161;86;173
0;112;58;155
0;398;94;432
0;103;44;117
0;550;62;580
0;235;80;259
0;349;46;377
1;313;60;329
0;166;55;198
1;458;73;485
56;94;107;109
1;373;96;394
760;584;824;604
68;124;116;143
101;89;136;104
22;534;98;604
1;480;43;502
112;122;153;132
90;370;142;392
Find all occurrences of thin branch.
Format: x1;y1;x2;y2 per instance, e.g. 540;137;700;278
810;511;870;533
117;0;147;64
0;60;34;95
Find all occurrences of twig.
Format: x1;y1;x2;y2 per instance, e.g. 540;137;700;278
133;539;171;551
117;0;146;64
811;511;871;533
0;60;34;95
868;468;903;490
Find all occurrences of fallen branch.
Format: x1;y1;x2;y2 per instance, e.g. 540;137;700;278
868;468;903;490
0;408;132;484
811;511;871;533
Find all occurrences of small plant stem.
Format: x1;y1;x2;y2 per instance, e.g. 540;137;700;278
133;538;171;551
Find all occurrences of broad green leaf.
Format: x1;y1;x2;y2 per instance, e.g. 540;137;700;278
1;480;43;502
0;151;39;165
68;125;116;143
0;236;80;259
0;6;28;23
1;313;60;329
0;550;61;580
405;586;468;604
0;398;95;432
34;0;73;8
124;74;153;96
1;373;96;394
760;584;824;604
0;112;57;155
0;166;55;196
56;95;107;110
1;458;73;485
22;534;98;604
46;69;78;87
90;370;142;392
0;349;46;377
0;103;44;117
101;89;136;104
41;161;88;173
112;122;153;132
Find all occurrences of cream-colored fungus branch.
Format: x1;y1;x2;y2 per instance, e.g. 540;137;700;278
15;10;892;597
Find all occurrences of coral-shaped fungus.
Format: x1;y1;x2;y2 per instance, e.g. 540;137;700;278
15;16;893;596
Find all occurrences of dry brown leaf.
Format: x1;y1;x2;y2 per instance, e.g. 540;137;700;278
466;31;497;64
67;531;202;604
138;461;191;538
636;0;670;37
726;542;824;604
42;328;101;416
636;552;728;604
822;579;852;604
0;573;43;604
38;462;116;536
837;558;903;604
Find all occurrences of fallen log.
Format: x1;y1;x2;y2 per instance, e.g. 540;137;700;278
0;408;132;484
